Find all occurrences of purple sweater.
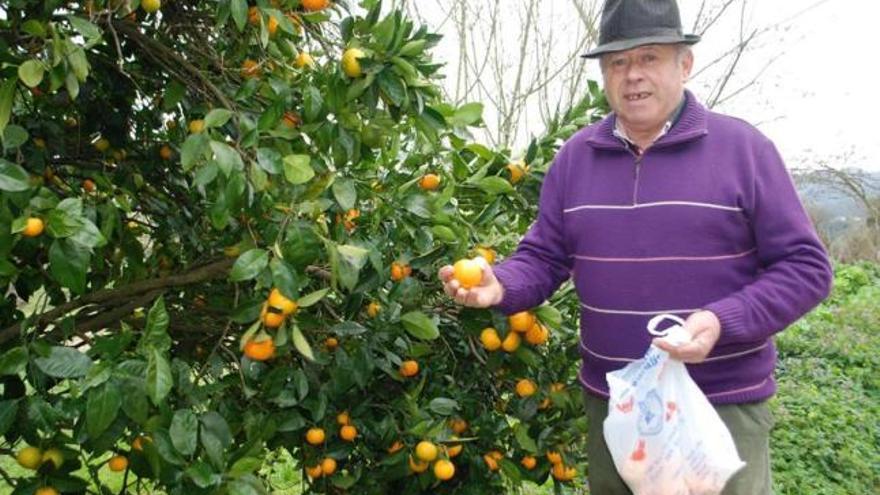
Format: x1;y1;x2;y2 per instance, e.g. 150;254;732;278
493;90;832;404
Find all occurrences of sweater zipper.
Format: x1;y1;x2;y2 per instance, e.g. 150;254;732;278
631;151;644;206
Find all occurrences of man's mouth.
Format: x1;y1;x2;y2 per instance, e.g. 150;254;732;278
624;92;651;101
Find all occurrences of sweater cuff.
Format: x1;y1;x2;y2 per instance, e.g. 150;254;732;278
704;297;750;343
490;264;528;316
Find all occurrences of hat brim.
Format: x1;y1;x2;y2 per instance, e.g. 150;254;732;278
581;33;700;59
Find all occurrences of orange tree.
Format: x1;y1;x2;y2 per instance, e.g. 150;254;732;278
0;0;608;493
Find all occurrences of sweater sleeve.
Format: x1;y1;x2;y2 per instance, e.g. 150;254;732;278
703;138;833;343
491;152;573;315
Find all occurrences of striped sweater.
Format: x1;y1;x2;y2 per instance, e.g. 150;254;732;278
492;90;832;404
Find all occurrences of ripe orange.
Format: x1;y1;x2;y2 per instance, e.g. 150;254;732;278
452;258;482;289
552;463;577;481
390;262;410;281
83;179;96;192
550;382;565;393
507;161;528;184
449;418;468;435
35;488;59;495
515;379;537;398
243;337;275;361
247;6;260;25
261;304;285;328
268;288;298;315
521;456;537;470
267;15;279;36
305;427;325;445
483;451;502;471
241;59;261;78
341;47;365;78
340;424;357;442
480;327;502;351
324;337;338;350
387;441;404;454
142;0;161;13
320;457;337;476
546;450;562;465
302;0;330;11
433;459;455;481
415;441;438;461
538;397;552;410
475;246;496;264
336;411;350;426
418;173;441;191
366;301;381;318
501;331;521;352
188;119;205;134
22;217;44;238
41;448;64;470
508;311;535;333
159;145;172;160
296;52;315;69
445;440;463;458
107;455;128;472
16;446;42;470
305;464;323;478
408;455;429;473
132;435;151;451
343;208;360;231
524;323;549;345
399;360;419;377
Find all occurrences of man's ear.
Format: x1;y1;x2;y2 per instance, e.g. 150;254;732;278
681;49;694;81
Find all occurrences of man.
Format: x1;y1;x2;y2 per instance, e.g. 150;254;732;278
438;0;833;493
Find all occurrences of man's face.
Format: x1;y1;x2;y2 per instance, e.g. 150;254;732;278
601;44;693;133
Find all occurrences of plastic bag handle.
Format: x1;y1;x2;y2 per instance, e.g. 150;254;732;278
646;314;686;337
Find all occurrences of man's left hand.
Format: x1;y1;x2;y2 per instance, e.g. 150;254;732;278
652;310;721;363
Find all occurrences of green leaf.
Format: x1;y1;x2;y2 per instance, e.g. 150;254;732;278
330;321;368;336
67;16;101;40
18;60;45;88
68;218;106;248
67;45;89;82
210;140;243;177
34;346;93;378
0;78;16;135
513;423;538;453
451;102;483;126
21;20;46;37
200;412;232;469
46;206;84;238
332;179;357;210
204;108;233;128
377;70;406;107
49;239;90;294
303;86;324;122
86;381;121;439
229;248;269;282
139;297;171;354
2;125;28;149
186;461;222;488
296;288;329;308
431;225;456;242
399;39;427;57
476;176;515;195
0;399;19;436
256;147;281;174
428;397;459;416
230;0;248;31
170;409;198;456
180;133;208;171
534;305;562;330
229;457;263;477
146;348;173;406
0;158;31;192
282;154;314;184
400;311;439;340
291;324;314;361
0;347;27;375
65;72;79;100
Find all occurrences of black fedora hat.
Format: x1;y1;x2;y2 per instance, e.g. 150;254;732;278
582;0;700;58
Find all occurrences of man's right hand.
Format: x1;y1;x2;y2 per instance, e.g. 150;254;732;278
438;257;504;308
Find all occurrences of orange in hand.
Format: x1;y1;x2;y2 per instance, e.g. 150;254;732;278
452;258;482;289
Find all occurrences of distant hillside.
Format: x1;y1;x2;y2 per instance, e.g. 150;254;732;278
793;170;879;239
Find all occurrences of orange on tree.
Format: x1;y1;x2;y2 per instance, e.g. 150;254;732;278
248;6;260;25
320;457;337;476
414;440;438;462
132;435;151;452
159;144;173;160
305;464;323;479
521;456;537;470
41;448;64;469
390;261;411;281
267;15;279;36
501;331;521;352
366;301;381;317
525;322;549;345
188;119;205;134
302;0;330;11
305;427;325;445
507;161;528;184
336;411;350;425
433;459;455;481
483;451;503;471
35;488;59;495
515;379;537;398
475;246;497;264
243;337;275;361
508;311;536;332
83;179;96;192
107;455;128;472
550;382;565;393
260;304;285;328
324;337;338;350
552;463;577;481
340;424;357;441
295;51;315;69
408;456;429;474
387;441;404;454
452;258;482;289
142;0;161;13
267;288;298;315
449;418;468;434
16;446;42;470
21;217;44;237
341;47;365;78
241;59;261;78
479;327;502;351
445;439;463;458
418;173;441;191
399;360;419;377
93;137;110;152
546;450;563;465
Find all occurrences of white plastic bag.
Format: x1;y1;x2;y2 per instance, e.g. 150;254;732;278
603;314;745;495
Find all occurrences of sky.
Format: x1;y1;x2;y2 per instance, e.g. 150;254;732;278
407;0;878;172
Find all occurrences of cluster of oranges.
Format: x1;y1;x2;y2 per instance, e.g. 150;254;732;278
409;440;457;481
242;288;299;361
302;410;357;479
390;261;412;282
479;310;550;353
547;450;578;481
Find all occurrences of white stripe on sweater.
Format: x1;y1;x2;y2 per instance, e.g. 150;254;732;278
571;248;756;263
563;200;743;214
581;303;699;316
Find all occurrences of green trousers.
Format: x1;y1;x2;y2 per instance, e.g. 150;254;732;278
583;393;774;495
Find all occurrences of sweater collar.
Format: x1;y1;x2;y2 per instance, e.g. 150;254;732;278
586;89;708;151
